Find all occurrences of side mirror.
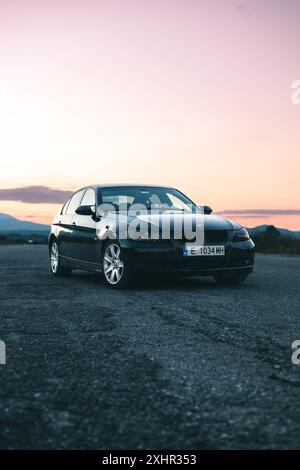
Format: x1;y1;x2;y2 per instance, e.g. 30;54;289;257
75;205;95;216
197;205;213;215
204;205;213;215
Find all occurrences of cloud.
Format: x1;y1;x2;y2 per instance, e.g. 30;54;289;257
0;186;72;204
216;209;300;216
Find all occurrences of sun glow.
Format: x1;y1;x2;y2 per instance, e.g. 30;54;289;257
0;0;299;229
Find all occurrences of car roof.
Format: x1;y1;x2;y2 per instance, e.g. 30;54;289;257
84;183;174;190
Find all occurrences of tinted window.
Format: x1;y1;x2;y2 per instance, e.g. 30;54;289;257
167;192;190;211
66;190;85;215
100;187;195;212
102;193;135;205
81;188;95;206
61;197;71;215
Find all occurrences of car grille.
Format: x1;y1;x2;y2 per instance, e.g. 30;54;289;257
204;230;228;244
181;230;228;244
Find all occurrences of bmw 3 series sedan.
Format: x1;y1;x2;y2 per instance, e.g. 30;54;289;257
49;184;255;288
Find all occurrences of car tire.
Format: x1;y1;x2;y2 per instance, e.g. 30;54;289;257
213;273;248;286
49;240;72;277
102;240;132;289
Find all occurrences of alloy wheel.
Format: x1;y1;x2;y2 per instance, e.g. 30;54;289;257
103;243;124;285
50;242;59;274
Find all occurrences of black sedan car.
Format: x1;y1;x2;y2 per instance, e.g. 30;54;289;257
49;184;255;288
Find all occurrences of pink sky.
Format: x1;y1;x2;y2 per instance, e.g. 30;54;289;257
0;0;299;229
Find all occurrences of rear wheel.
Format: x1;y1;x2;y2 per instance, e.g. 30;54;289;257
213;273;248;286
50;241;71;276
102;241;132;289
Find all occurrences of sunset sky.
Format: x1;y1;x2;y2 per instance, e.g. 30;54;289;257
0;0;299;228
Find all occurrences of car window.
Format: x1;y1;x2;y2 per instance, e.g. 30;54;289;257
66;190;85;215
101;191;162;206
100;187;195;212
167;193;190;210
102;193;135;205
61;197;71;215
81;188;95;206
148;193;162;205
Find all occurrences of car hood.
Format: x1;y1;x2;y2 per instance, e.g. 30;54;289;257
137;213;241;230
109;212;242;231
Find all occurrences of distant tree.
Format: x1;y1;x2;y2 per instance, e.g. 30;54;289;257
252;225;300;255
0;234;8;243
266;225;280;236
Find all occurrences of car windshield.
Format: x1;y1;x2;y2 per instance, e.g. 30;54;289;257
99;187;196;213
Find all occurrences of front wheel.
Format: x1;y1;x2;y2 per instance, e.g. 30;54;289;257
102;241;132;289
50;241;72;276
213;273;249;286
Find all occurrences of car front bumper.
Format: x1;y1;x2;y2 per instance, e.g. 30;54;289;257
119;239;255;276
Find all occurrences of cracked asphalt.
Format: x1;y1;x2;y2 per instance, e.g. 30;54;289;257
0;245;300;449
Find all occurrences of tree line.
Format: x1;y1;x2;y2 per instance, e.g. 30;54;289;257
251;225;300;255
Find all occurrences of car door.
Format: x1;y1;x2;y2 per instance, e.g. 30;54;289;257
62;189;86;259
70;187;98;264
56;194;76;258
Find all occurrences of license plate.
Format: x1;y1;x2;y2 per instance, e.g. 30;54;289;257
183;245;225;256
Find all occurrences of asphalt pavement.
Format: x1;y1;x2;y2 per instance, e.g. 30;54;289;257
0;245;299;449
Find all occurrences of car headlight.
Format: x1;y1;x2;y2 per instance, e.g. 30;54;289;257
232;228;250;242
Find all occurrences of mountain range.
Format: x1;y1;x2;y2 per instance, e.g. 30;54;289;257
247;224;300;239
0;213;50;234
